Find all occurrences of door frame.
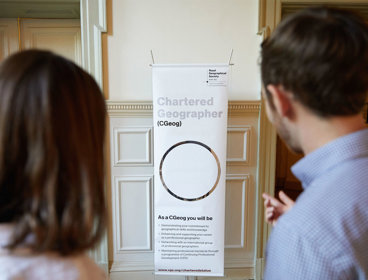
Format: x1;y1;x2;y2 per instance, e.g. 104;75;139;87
80;0;106;88
80;0;108;272
0;0;108;273
256;1;368;279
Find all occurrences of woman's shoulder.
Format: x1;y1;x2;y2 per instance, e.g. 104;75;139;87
0;250;106;280
0;224;106;280
69;253;107;280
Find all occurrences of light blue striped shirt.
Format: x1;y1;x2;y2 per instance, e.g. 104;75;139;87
264;128;368;280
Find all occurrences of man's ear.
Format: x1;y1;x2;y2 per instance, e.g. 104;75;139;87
266;85;294;118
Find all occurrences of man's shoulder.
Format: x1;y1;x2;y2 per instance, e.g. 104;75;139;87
282;171;368;239
267;169;368;278
294;154;368;224
275;167;368;261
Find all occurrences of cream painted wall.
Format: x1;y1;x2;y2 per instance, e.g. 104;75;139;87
105;0;262;101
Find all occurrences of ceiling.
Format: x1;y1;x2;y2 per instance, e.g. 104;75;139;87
0;0;80;19
282;3;368;21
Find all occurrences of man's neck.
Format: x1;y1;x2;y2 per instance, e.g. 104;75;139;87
297;110;366;155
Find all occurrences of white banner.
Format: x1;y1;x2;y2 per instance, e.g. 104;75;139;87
153;64;228;277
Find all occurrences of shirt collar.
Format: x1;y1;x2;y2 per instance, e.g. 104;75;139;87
0;223;14;249
0;224;34;255
291;128;368;189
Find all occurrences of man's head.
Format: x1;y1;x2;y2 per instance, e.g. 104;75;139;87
261;7;368;152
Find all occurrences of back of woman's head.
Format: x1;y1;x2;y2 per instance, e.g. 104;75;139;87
0;50;106;255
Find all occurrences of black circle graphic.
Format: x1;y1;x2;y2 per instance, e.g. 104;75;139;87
159;140;221;201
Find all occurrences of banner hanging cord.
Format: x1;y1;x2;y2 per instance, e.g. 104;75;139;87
149;50;235;66
228;49;234;66
151;49;155;65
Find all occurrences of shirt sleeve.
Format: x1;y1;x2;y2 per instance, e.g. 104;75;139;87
264;220;341;280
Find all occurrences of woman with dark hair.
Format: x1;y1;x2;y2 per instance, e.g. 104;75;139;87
0;50;107;279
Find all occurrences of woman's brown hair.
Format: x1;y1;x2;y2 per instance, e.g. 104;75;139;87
0;50;106;255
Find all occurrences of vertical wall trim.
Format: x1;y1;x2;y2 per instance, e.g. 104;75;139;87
80;0;108;273
255;6;279;278
255;102;276;280
80;0;106;88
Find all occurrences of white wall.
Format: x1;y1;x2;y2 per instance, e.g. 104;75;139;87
105;0;262;101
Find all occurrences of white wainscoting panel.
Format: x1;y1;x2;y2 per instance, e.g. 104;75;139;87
225;175;249;249
113;127;152;166
113;176;153;252
227;126;251;165
107;101;260;279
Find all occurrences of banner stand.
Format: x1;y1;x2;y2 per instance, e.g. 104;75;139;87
153;64;229;277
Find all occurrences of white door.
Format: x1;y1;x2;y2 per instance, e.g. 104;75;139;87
20;19;81;65
0;18;81;65
0;19;18;60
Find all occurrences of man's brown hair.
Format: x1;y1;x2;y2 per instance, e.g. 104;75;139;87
261;7;368;117
0;50;106;255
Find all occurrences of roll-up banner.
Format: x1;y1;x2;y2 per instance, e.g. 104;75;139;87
153;64;228;277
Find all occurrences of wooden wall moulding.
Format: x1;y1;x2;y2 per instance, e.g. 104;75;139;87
106;100;261;117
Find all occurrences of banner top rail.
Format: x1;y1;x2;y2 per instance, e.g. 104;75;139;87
151;64;231;68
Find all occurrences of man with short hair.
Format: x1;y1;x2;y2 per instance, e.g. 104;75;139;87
261;7;368;279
